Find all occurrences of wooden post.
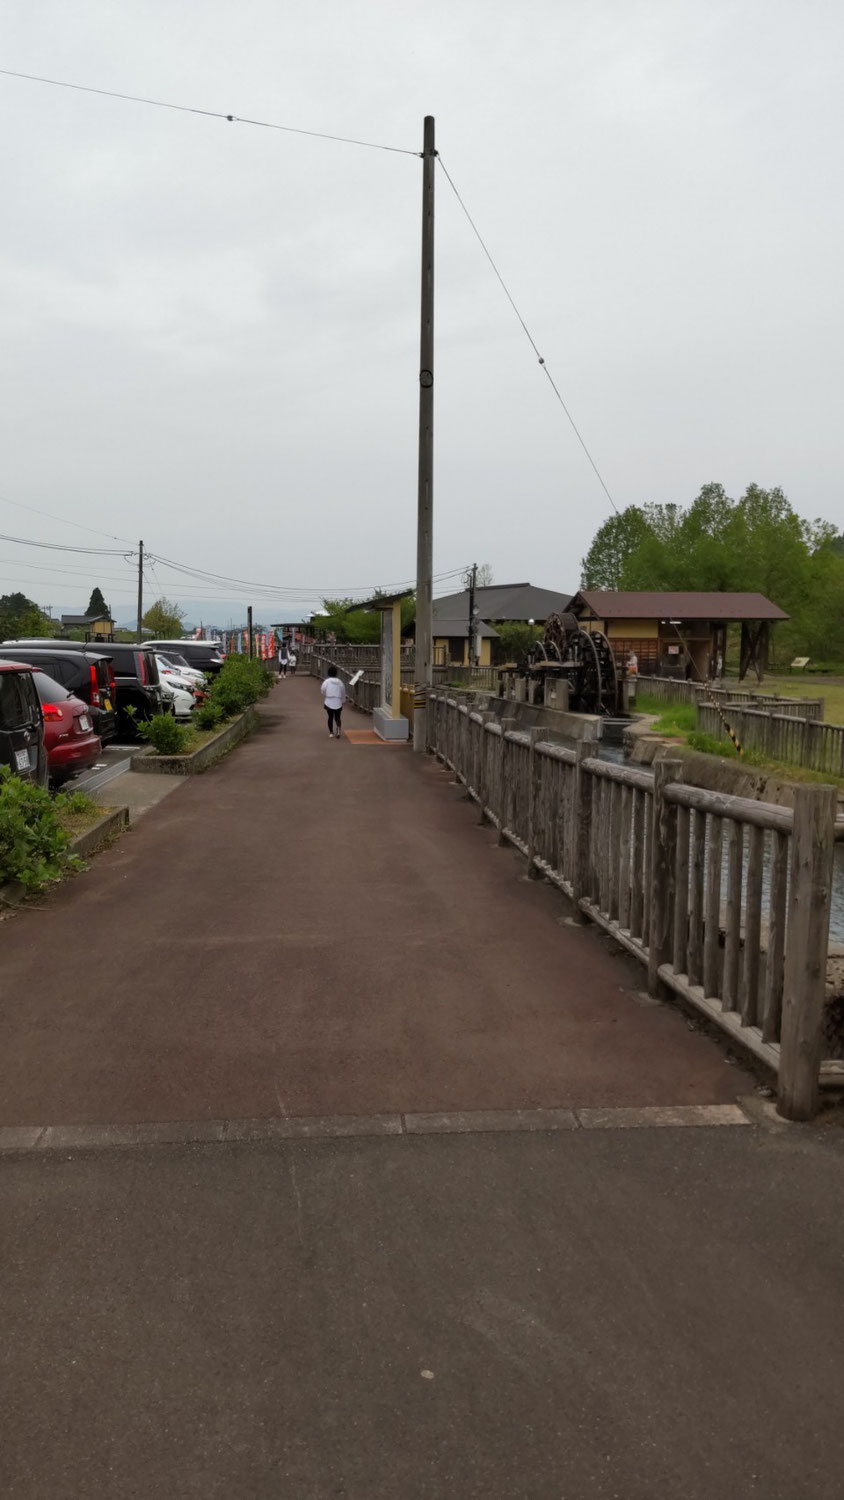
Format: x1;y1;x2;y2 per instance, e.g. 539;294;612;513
477;713;494;824
526;727;543;878
570;740;592;918
777;784;836;1121
647;759;682;996
497;718;517;845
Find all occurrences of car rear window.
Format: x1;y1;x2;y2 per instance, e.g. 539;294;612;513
0;671;38;728
32;672;72;703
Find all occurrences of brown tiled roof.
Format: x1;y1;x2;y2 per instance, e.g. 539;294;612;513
573;591;788;622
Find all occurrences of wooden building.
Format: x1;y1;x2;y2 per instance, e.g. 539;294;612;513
569;591;788;680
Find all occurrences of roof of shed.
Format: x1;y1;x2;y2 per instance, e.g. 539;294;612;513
572;591;788;622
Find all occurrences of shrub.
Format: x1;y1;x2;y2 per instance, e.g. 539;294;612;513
0;766;82;892
138;713;191;755
194;701;225;731
209;656;272;717
62;789;98;815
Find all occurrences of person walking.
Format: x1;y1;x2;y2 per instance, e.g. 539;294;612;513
288;646;298;676
321;664;346;738
278;641;290;679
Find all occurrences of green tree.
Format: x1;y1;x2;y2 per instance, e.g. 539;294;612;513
0;592;50;639
142;597;186;638
581;507;651;588
86;586;109;616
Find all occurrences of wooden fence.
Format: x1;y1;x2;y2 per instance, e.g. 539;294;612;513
697;704;844;776
636;675;824;718
428;690;843;1119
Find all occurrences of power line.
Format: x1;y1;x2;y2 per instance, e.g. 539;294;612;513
0;68;420;158
0;529;130;556
0;489;135;545
437;156;620;517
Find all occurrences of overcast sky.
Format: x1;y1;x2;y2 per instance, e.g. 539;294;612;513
1;0;842;625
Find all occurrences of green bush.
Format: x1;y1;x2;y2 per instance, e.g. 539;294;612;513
138;713;191;755
194;701;225;731
0;766;82;891
209;656;272;717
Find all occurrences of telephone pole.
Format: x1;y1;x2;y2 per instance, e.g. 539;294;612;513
136;540;144;640
413;114;435;751
247;605;254;659
467;562;477;666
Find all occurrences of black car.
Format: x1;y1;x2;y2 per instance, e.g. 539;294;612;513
85;643;166;737
0;645;118;744
143;639;226;675
0;662;47;786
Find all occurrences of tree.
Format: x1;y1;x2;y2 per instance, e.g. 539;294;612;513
580;507;651;588
142;597;186;638
462;563;494;590
86;586;109;617
0;592;50;639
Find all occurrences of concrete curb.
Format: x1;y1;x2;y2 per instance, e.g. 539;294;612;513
130;705;259;776
69;805;130;859
0;1103;754;1153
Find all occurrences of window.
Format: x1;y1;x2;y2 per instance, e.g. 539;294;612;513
0;672;36;727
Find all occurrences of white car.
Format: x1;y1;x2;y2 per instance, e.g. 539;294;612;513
154;652;206;689
160;678;195;719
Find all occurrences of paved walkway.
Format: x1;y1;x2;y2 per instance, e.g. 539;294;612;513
0;678;748;1127
4;680;844;1499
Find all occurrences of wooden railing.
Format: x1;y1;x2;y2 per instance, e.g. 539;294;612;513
697;703;844;776
636;675;825;719
428;690;842;1120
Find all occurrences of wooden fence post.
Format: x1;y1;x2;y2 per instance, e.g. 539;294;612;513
497;718;517;846
526;727;544;879
647;759;683;996
570;740;592;918
477;713;494;825
777;783;836;1121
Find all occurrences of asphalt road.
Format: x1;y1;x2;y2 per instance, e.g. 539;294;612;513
3;1125;844;1499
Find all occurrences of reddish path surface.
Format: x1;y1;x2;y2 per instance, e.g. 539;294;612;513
0;680;748;1125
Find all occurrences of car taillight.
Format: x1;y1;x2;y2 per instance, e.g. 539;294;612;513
89;663;102;705
42;703;63;722
109;665;116;698
139;654;147;684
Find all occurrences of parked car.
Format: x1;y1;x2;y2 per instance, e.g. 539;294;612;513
26;668;102;785
0;662;47;786
143;639;226;675
0;644;117;744
84;643;166;737
160;677;195;719
154;651;207;688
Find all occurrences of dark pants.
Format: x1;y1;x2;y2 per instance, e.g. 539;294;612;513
326;706;343;734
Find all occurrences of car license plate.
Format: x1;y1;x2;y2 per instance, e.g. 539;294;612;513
14;748;30;771
78;715;91;732
103;697;112;712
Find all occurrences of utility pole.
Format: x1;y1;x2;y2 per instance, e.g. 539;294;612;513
136;540;144;640
413;114;435;752
467;562;477;666
247;605;254;659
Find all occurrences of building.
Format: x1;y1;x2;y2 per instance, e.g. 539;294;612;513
60;612;115;642
569;591;789;680
431;583;572;667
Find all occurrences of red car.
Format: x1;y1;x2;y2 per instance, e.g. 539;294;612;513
17;665;102;785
